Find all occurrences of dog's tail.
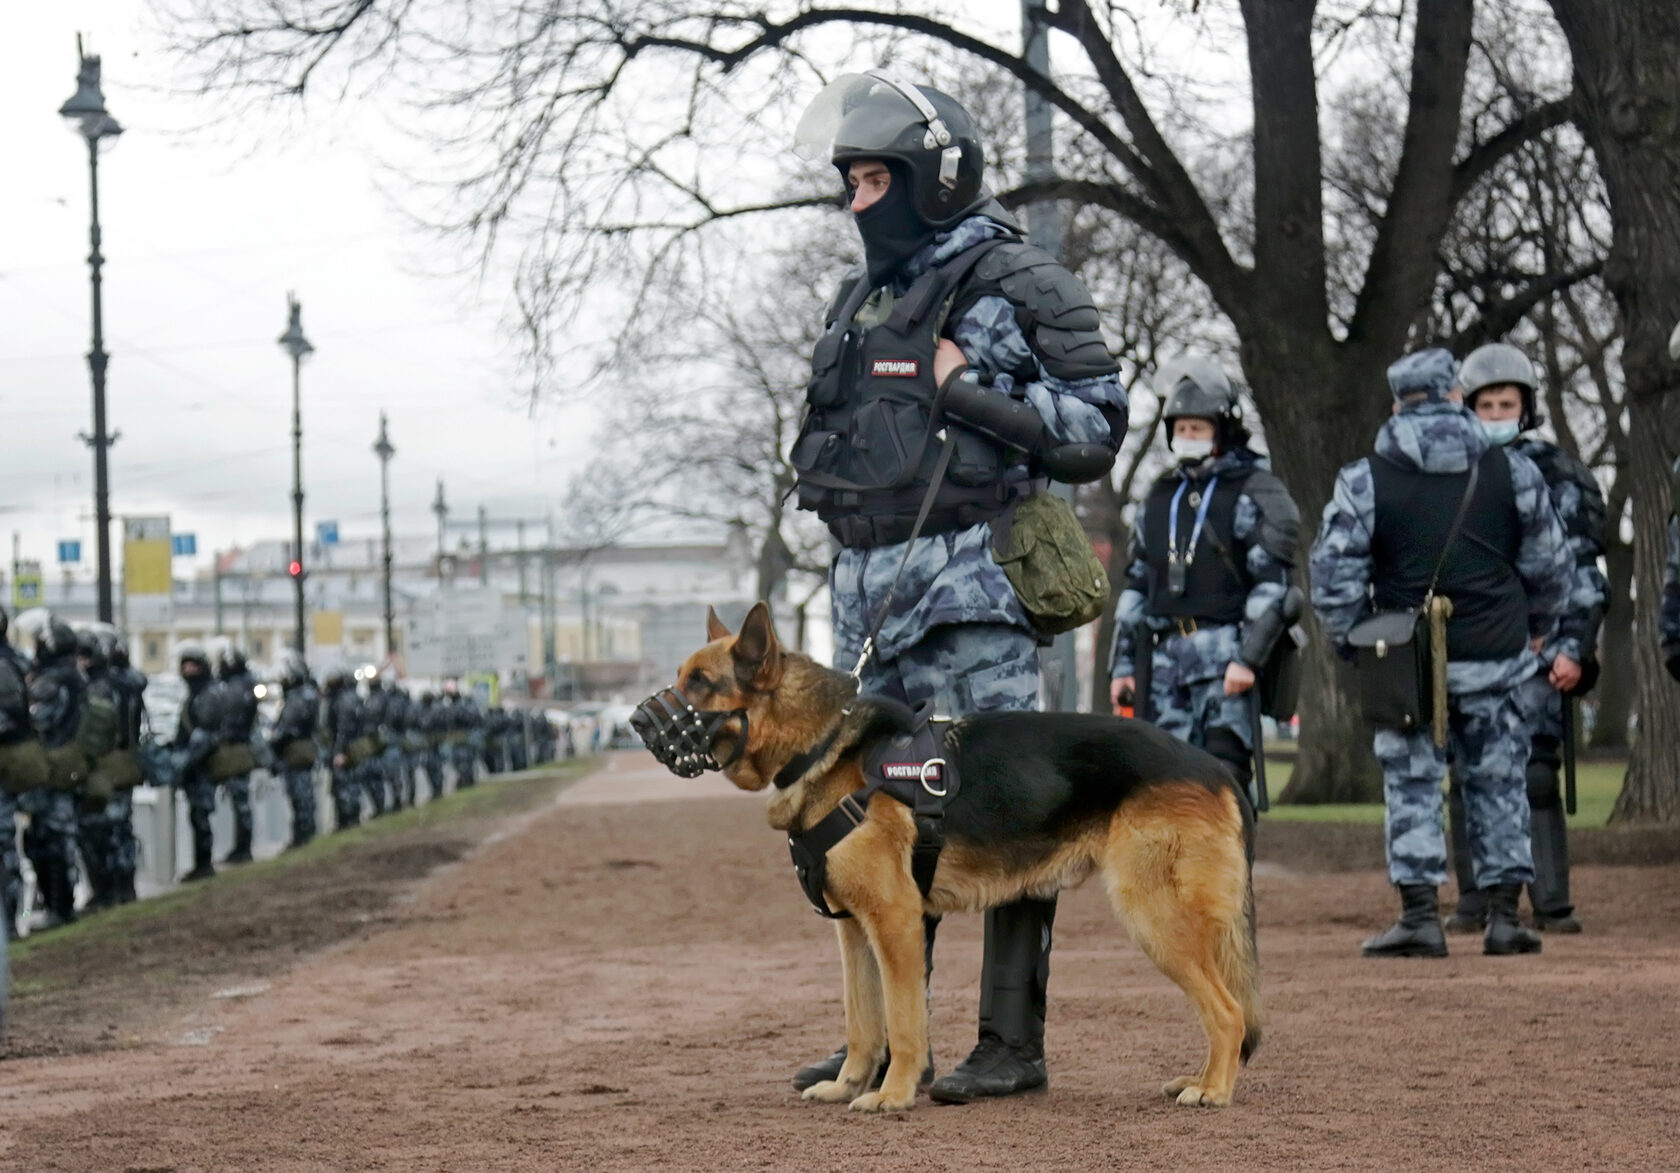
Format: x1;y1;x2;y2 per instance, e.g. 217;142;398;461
1218;801;1263;1064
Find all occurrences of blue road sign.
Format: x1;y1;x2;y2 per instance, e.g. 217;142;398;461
57;540;81;564
172;533;198;557
317;521;340;546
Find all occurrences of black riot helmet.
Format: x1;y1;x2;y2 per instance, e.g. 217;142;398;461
276;649;311;690
177;640;212;682
799;71;987;229
1157;357;1249;453
1457;342;1541;431
36;617;80;667
0;604;9;643
216;644;249;680
75;627;109;674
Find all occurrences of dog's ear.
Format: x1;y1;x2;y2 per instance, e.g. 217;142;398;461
731;601;782;690
705;606;732;642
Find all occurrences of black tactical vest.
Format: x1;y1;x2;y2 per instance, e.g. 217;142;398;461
792;240;1016;549
1141;467;1251;623
1371;445;1527;661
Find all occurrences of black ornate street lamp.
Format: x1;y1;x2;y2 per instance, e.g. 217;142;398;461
279;295;314;654
60;35;124;624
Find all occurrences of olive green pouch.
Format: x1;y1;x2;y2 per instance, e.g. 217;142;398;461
991;490;1110;636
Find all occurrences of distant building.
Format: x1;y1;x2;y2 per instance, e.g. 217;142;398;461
21;523;817;699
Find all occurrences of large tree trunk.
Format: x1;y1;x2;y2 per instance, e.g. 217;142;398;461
1590;535;1634;749
1552;0;1680;822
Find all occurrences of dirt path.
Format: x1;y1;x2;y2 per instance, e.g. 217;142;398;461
2;752;1678;1171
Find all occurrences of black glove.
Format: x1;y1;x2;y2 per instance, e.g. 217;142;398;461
1567;656;1601;698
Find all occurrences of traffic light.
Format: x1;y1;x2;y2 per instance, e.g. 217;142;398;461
288;559;303;579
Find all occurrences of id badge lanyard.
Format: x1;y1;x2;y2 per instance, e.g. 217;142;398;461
1166;475;1219;597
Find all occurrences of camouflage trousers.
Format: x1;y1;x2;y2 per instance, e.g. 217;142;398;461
452;743;478;788
405;754;425;804
423;750;447;799
222;774;254;835
330;765;362;831
181;774;218;815
381;747;409;810
283;767;317;844
77;792;138;899
19;787;80;874
840;622;1041;717
0;790;22;921
1518;675;1567;807
1377;686;1534;889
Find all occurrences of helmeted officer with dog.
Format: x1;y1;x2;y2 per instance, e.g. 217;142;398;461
1447;343;1607;935
1311;347;1572;959
1109;358;1301;800
786;71;1126;1104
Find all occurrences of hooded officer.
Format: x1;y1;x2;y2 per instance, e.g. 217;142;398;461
1109;359;1300;794
360;672;393;816
173;642;225;881
102;627;146;903
445;684;481;789
216;644;260;863
788;71;1128;1105
0;606;33;936
1310;348;1572;959
322;669;365;831
417;691;449;800
16;613;88;927
268;651;321;848
1447;343;1607;935
74;627;125;908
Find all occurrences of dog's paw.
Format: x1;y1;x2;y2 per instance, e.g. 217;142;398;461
848;1089;915;1113
1162;1075;1200;1097
1172;1084;1230;1108
801;1079;860;1104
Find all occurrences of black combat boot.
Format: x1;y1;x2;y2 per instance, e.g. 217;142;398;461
183;810;216;881
39;858;78;929
791;916;940;1093
1527;804;1580;933
114;871;137;904
1484;883;1542;955
1443;780;1486;932
1361;884;1447;958
226;821;254;864
929;897;1054;1104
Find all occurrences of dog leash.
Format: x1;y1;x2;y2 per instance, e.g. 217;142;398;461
848;431;958;685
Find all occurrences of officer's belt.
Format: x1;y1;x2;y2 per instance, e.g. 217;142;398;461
787;703;957;919
828;503;1007;550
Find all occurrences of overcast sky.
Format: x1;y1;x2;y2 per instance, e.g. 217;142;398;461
1;3;601;586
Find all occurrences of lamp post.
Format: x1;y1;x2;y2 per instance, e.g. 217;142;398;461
60;35;124;624
431;478;448;582
278;294;313;654
373;413;397;659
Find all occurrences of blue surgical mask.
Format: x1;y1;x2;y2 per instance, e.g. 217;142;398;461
1480;419;1520;446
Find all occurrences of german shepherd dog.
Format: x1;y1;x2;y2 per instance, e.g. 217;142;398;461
651;602;1261;1113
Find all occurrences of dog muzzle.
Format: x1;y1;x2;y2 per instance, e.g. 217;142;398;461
630;688;749;778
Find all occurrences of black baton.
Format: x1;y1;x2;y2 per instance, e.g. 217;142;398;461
1248;691;1270;813
1562;694;1578;817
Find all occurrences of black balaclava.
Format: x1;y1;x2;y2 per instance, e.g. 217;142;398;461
853;161;938;287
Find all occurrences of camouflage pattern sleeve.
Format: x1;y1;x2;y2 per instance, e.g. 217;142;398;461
951;294;1126;447
1662;515;1680;656
1109;512;1153;678
1232;487;1294;624
1309;458;1377;652
1545;463;1610;664
1506;450;1573;633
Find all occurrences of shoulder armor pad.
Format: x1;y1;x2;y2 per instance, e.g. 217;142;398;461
970;243;1119;381
1241;469;1302;566
827;268;867;324
1523;440;1607;552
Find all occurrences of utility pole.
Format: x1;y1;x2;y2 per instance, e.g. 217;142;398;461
1023;0;1078;713
373;412;397;660
430;478;448;586
516;520;528;604
278;294;314;654
477;504;489;587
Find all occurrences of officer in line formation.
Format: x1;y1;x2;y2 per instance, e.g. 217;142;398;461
0;610;141;937
1662;325;1680;683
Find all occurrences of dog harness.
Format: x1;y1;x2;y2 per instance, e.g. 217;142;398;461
787;705;958;919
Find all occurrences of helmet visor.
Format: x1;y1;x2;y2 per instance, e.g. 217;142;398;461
1155;356;1234;405
793;70;939;161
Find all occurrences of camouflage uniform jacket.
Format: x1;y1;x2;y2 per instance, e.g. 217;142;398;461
1510;436;1607;666
1109;446;1297;681
1310;403;1572;694
829;213;1128;661
29;658;85;750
